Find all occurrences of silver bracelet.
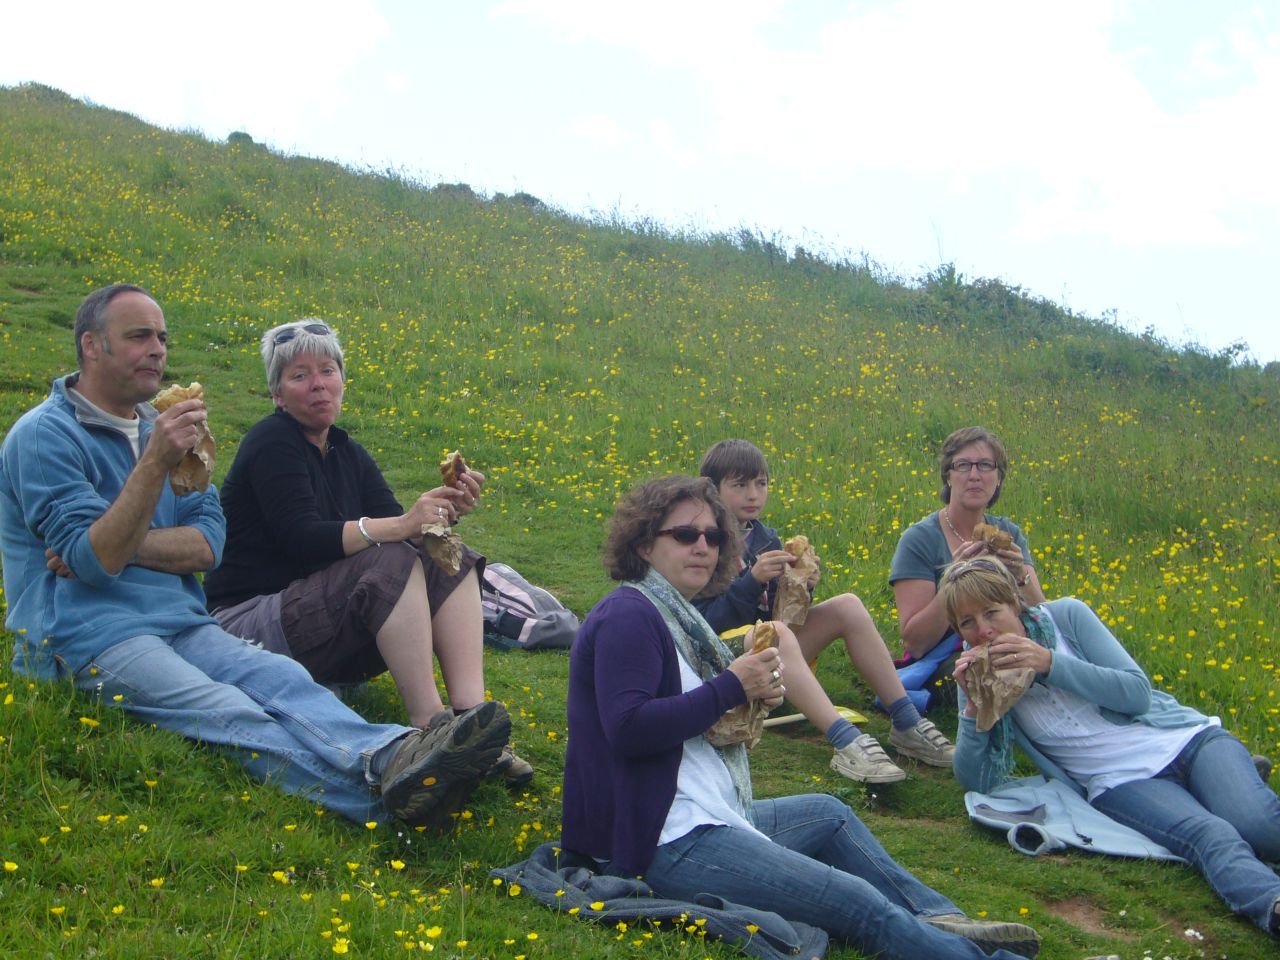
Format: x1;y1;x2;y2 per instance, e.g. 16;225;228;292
357;516;380;548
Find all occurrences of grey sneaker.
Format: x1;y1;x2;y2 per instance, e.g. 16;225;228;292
380;701;509;828
924;913;1041;958
889;718;955;767
1254;753;1273;782
830;734;907;784
490;742;534;786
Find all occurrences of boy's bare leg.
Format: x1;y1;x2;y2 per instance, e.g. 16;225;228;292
793;594;909;705
774;624;841;730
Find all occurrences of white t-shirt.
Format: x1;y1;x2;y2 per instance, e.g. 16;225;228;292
658;650;765;844
69;387;142;457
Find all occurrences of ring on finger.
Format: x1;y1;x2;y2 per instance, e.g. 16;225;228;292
770;668;781;682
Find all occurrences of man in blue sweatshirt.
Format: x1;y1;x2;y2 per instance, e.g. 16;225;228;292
0;283;507;829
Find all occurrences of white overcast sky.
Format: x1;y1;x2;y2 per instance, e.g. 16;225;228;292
5;1;1279;362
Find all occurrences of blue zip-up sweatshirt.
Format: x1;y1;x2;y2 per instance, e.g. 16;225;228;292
0;375;224;679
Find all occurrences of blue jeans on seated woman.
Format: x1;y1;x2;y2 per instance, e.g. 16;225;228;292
1091;725;1280;932
639;793;1027;960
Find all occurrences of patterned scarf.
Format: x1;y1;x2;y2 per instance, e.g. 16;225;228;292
980;604;1058;780
626;569;754;820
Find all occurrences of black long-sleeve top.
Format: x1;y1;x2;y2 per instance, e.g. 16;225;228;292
204;409;401;609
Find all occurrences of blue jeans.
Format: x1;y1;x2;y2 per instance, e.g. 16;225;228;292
642;794;1027;960
1092;726;1280;931
75;624;411;824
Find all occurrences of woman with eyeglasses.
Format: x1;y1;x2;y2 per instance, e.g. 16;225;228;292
941;557;1280;937
204;320;532;785
561;474;1043;960
890;427;1046;668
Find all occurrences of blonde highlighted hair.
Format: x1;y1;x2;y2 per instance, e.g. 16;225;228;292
938;557;1028;630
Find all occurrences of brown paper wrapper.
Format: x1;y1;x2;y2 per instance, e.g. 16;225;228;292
420;521;463;575
705;620;778;750
169;428;215;495
151;382;215;495
704;701;771;749
772;534;818;626
961;645;1036;732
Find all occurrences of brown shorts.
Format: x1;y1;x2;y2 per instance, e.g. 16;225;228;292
278;540;483;685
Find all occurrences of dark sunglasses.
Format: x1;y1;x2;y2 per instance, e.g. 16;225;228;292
272;322;332;345
656;525;726;548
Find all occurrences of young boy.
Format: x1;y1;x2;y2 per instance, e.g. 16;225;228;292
695;439;953;782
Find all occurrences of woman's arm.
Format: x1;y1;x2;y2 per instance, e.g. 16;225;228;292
895;578;953;657
1043;599;1152;715
591;600;749;758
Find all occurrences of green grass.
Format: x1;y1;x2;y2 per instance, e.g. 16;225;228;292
2;81;1279;958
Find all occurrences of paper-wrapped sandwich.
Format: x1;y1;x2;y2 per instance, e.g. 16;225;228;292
705;620;779;750
420;450;470;574
150;382;215;495
973;522;1014;552
959;645;1036;732
773;534;819;626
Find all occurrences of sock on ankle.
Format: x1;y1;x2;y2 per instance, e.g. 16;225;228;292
826;717;860;749
887;695;922;732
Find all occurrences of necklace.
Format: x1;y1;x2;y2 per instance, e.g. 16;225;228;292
941;508;971;543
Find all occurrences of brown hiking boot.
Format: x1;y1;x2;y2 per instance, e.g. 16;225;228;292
379;701;509;828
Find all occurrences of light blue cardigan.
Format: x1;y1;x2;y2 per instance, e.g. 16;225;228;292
952;597;1212;798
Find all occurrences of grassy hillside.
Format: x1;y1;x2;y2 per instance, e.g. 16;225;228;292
2;82;1278;959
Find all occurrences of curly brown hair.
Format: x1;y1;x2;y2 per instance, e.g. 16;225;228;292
602;475;741;593
939;426;1009;506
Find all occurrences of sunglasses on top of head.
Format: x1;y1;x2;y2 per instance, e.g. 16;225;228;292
944;557;1007;582
656;525;726;548
272;322;332;346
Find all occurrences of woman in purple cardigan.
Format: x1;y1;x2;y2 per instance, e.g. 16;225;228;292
561;475;1044;960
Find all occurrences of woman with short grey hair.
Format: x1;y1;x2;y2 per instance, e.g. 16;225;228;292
204;319;531;785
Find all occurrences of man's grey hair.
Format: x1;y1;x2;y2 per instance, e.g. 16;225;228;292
260;319;344;396
74;283;151;365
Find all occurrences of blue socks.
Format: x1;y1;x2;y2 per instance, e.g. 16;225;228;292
828;697;920;746
826;717;860;749
887;695;922;732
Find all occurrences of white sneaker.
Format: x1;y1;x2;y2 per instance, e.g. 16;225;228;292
889;718;955;767
830;734;906;783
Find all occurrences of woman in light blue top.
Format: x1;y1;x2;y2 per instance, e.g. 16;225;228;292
942;556;1280;937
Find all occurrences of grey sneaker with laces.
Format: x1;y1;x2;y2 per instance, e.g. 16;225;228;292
924;913;1041;958
830;734;906;783
889;717;955;767
379;700;509;827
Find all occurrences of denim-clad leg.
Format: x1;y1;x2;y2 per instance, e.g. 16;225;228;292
76;625;411;824
1092;727;1280;931
642;794;1026;960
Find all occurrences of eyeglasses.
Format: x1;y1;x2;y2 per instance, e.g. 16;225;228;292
943;557;1006;582
656;525;726;548
272;322;332;346
950;459;998;475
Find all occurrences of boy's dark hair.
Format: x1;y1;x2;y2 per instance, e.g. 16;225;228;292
699;439;769;486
